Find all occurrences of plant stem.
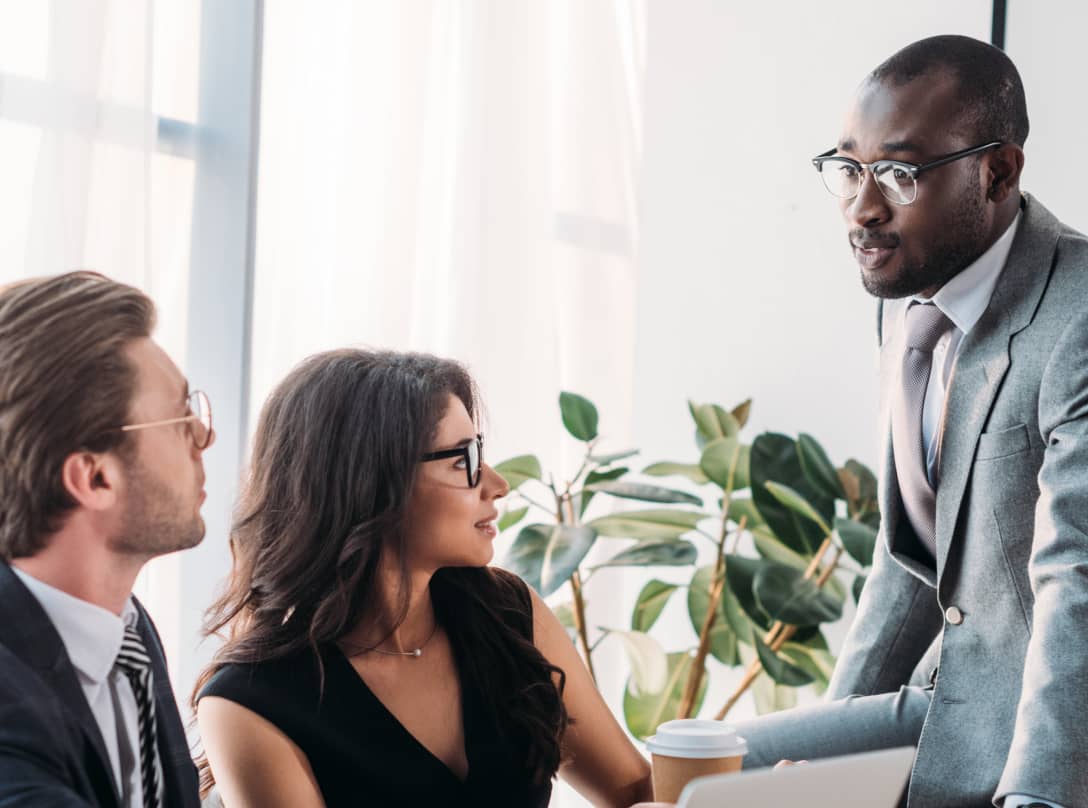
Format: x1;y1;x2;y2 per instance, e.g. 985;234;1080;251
713;534;842;721
558;492;597;685
569;569;596;684
676;497;746;719
517;489;558;516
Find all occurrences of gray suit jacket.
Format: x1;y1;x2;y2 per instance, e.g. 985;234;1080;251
0;562;201;807
827;195;1088;807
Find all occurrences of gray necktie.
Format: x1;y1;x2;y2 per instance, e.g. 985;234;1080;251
892;302;951;557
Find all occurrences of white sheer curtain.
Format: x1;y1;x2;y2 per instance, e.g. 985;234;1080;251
251;0;645;475
0;0;202;690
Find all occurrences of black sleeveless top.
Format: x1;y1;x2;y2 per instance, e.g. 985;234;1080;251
200;572;552;808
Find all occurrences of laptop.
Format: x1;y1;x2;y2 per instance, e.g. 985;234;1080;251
677;746;916;808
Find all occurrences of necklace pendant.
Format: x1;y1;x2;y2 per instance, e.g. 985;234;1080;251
412;648;422;657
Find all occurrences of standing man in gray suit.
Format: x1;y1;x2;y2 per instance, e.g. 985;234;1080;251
0;272;211;807
734;36;1088;808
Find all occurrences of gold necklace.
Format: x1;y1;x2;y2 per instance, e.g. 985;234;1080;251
371;620;439;658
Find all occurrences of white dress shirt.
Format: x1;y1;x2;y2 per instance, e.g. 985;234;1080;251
900;211;1060;808
13;568;147;807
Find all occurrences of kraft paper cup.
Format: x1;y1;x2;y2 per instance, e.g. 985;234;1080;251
645;719;748;803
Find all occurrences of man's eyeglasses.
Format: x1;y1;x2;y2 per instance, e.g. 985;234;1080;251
812;141;1002;206
120;390;213;450
421;434;483;488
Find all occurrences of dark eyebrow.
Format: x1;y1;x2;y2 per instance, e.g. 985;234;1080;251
836;138;925;157
880;140;924;155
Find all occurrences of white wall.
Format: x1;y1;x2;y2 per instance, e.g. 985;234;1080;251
1007;2;1088;232
635;0;991;474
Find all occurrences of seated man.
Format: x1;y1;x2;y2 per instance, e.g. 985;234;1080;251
736;35;1088;808
0;272;210;807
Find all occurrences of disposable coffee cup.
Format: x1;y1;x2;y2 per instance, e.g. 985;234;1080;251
645;719;748;803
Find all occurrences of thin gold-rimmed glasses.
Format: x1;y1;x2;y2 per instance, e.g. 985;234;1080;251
121;390;213;449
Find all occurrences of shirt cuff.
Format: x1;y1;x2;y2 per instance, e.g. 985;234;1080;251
1004;794;1063;808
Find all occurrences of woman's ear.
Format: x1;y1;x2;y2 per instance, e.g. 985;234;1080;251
61;450;121;512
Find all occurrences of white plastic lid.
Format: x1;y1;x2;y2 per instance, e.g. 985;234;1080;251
645;719;748;759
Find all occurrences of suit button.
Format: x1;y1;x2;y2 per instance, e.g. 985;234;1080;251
945;606;964;625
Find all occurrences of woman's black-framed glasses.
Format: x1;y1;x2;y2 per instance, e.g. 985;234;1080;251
811;141;1002;205
120;390;213;450
421;434;484;488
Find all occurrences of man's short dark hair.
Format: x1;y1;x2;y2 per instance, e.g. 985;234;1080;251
872;34;1029;147
0;272;155;559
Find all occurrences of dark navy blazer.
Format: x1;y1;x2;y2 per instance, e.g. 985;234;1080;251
0;562;200;807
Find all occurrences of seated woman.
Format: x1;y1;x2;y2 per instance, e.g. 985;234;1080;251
194;349;656;807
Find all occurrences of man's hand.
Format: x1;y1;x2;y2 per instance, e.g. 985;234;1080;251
775;759;809;769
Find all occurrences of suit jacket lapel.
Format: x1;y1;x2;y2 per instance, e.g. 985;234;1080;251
934;195;1062;574
0;563;121;807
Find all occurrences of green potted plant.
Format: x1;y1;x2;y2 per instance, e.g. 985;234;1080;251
495;393;880;737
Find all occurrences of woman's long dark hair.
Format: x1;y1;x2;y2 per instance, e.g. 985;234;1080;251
192;349;567;792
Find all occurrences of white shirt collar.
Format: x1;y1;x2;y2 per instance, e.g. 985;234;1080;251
911;211;1022;335
12;567;139;685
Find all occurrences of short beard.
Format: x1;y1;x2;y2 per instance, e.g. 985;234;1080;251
111;457;204;558
861;179;989;299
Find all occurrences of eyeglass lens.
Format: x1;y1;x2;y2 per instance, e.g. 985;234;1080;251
189;391;213;449
819;160;916;205
467;438;481;487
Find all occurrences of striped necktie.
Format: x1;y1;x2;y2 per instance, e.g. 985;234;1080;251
115;625;164;808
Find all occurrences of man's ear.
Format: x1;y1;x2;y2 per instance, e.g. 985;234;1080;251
985;143;1025;203
61;451;122;512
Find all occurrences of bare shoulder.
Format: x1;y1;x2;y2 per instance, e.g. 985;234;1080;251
198;696;325;808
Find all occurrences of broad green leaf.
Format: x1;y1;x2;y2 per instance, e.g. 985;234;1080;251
595;539;697;569
623;652;707;739
835;517;878;568
687;566;740;665
727;497;765;528
589;509;705;540
583;480;703;507
631;580;679;632
743;644;798;715
853;573;867;604
750;433;834;555
689;400;740;448
579;467;628;517
700;438;751;491
764;482;832;535
493;455;542;489
752;526;810;568
642;462;710;486
845;458;878;503
502;523;597;597
589;449;639;466
753;561;843;626
779;641;835;694
797;434;845;500
612;630;669;695
720;580;759;646
751;529;849;604
553;601;577;630
731;398;753;429
755;635;814;687
498;506;529;532
559;392;599;441
723;554;771;630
